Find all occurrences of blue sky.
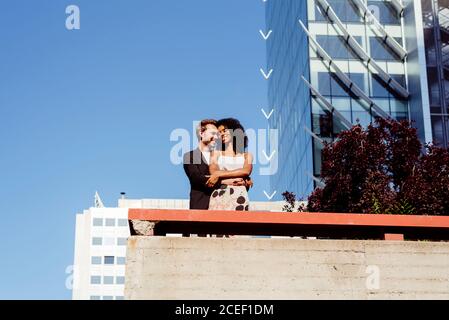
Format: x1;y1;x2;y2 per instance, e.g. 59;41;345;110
0;1;270;299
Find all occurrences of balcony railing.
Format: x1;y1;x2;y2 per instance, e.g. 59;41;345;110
128;209;449;241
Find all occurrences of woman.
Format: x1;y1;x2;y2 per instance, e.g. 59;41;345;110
206;118;253;211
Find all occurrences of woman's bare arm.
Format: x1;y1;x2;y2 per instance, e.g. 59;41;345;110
207;153;253;187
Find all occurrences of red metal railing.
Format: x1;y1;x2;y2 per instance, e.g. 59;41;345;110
128;209;449;241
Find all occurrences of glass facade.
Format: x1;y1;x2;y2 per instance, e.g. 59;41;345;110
308;0;409;139
422;0;449;146
266;0;314;199
265;0;426;199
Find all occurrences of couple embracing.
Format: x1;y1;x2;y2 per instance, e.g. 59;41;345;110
183;118;253;211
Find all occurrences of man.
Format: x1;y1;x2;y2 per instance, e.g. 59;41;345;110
183;119;252;210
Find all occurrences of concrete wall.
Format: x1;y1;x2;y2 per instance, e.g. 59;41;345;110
118;198;289;212
125;237;449;299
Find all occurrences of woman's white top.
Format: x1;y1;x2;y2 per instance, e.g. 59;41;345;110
217;154;245;171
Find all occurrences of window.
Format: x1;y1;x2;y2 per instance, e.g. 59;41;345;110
318;72;331;96
314;3;327;22
331;97;351;112
390;99;407;113
116;276;125;285
117;238;127;246
370;37;402;61
91;256;102;265
391;74;406;88
424;31;437;65
372;98;390;114
352;103;372;127
90;296;101;300
90;276;101;284
103;237;115;246
312;101;333;138
371;74;390;98
313;140;324;176
104;256;114;265
328;0;361;23
349;73;365;92
117;257;126;265
367;1;400;25
103;296;113;300
92;218;103;227
116;296;125;300
92;237;102;246
316;36;362;60
118;219;128;227
314;0;361;23
330;73;350;97
333;116;349;135
103;276;114;285
105;218;115;227
427;67;442;106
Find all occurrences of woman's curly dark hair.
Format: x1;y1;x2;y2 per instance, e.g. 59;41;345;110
216;118;248;154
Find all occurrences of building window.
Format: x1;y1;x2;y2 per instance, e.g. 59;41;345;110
313;140;324;177
90;296;101;300
314;0;361;23
319;112;333;138
103;237;115;246
391;74;405;87
105;218;115;227
92;218;103;227
329;0;361;23
314;3;327;22
116;296;125;300
349;73;365;92
371;74;390;98
117;257;126;265
104;256;115;265
92;237;102;246
318;72;331;96
103;276;114;285
90;276;101;284
118;219;128;227
103;296;114;300
370;37;402;61
431;115;448;146
91;256;102;265
316;36;362;60
390;99;407;113
330;73;350;97
352;103;372;127
116;276;125;285
331;98;351;125
117;238;127;246
367;1;400;25
427;67;442;106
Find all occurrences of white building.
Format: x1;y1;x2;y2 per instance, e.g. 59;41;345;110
72;194;288;300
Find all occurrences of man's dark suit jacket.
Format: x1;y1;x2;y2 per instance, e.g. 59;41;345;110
183;148;213;210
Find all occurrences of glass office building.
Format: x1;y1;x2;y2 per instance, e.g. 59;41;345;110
266;0;433;199
422;0;449;146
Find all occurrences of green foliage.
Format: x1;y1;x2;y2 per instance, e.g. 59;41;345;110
371;196;383;214
388;199;416;215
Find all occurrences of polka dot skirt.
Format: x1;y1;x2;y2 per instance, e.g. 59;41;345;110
208;185;249;211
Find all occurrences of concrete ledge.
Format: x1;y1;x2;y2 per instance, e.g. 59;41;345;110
124;236;449;300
